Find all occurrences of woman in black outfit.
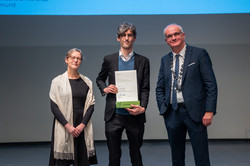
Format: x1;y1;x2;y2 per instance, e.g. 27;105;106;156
49;48;97;166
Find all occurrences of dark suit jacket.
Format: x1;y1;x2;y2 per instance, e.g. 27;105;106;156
96;52;150;123
156;45;217;122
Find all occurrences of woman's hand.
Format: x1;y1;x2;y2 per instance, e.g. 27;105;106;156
75;123;85;134
65;123;83;138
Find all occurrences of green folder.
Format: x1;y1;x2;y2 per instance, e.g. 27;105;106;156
116;101;140;108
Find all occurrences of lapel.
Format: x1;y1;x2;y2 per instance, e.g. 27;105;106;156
134;53;139;71
133;54;140;86
165;52;173;88
182;45;192;83
113;53;119;71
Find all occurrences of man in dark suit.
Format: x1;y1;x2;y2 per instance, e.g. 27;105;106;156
96;22;150;166
156;23;217;166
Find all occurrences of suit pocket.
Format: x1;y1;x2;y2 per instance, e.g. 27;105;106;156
188;62;195;67
160;102;167;115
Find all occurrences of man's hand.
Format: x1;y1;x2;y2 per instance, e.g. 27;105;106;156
202;112;214;127
126;104;145;116
103;84;118;94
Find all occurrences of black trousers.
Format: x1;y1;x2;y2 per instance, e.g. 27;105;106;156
164;105;210;166
105;113;145;166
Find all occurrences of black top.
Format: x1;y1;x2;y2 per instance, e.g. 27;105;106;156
50;78;94;127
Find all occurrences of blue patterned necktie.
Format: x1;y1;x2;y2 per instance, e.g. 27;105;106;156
172;54;179;111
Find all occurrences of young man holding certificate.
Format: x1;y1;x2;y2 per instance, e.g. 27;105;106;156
96;22;150;166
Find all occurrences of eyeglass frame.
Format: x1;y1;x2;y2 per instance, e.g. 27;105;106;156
67;56;82;61
165;32;183;39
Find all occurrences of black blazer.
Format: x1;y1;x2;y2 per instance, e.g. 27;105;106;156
96;52;150;123
156;45;218;122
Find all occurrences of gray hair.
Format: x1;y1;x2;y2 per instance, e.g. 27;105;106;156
117;22;137;38
66;48;84;62
163;23;184;36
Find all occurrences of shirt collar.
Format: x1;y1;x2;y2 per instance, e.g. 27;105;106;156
119;50;134;61
172;45;186;58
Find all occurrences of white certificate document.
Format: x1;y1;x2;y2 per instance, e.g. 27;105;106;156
115;70;138;102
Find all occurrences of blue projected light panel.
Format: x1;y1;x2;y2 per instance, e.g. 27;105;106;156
1;0;250;15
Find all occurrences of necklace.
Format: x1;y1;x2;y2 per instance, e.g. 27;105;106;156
170;55;185;92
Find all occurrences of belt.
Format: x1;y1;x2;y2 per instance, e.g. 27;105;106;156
169;103;186;109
